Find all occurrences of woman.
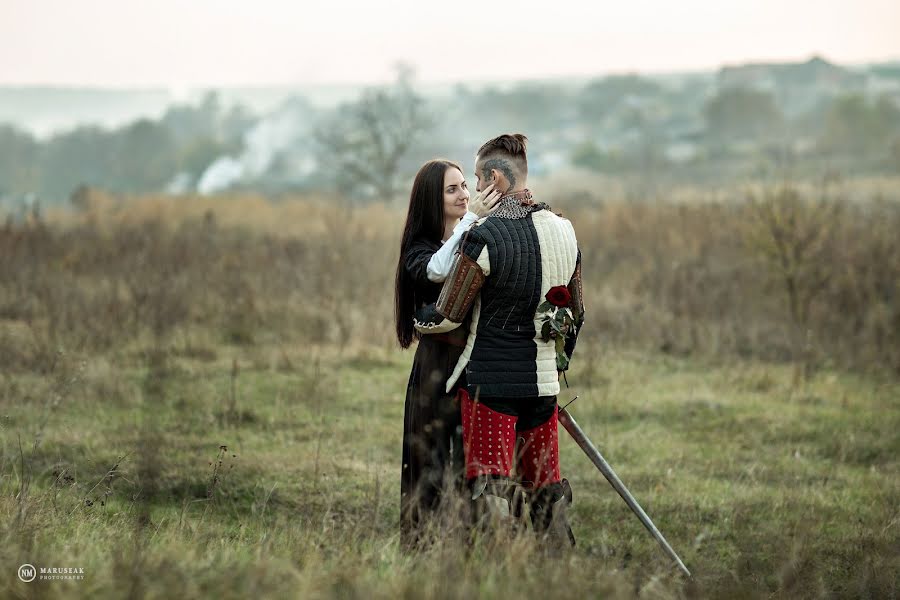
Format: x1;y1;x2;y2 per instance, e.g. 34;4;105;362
395;159;500;548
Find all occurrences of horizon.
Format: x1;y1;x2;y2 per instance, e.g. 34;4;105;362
2;51;898;139
0;54;897;93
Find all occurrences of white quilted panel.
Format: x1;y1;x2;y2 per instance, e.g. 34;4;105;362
530;210;578;395
445;294;481;393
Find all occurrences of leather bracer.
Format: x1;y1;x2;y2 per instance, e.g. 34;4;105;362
436;252;485;322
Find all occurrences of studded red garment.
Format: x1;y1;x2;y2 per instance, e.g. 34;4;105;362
516;405;561;488
459;389;516;479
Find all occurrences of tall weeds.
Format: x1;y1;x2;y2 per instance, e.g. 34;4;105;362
0;186;897;376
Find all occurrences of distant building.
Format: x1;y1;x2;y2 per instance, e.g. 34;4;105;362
719;56;862;90
718;56;867;117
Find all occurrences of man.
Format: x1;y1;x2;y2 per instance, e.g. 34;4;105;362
414;133;584;548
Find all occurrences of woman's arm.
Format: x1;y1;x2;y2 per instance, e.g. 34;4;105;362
425;186;500;282
415;227;490;334
425;211;479;282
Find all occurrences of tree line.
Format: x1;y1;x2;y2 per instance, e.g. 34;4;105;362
1;70;899;204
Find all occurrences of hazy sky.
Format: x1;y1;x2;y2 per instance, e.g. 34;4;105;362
2;0;899;87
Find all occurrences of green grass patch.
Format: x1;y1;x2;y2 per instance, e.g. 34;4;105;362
1;344;897;598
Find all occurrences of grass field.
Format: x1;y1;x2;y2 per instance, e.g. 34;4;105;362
2;337;898;599
1;186;898;597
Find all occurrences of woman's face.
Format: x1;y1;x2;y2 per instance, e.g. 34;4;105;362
442;167;470;221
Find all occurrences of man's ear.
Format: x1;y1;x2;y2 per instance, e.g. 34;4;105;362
490;168;508;192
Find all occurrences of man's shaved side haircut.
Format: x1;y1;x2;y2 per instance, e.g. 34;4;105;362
477;133;529;182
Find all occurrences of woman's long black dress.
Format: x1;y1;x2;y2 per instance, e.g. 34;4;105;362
400;237;468;548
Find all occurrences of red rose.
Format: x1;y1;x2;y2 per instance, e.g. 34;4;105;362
545;285;571;307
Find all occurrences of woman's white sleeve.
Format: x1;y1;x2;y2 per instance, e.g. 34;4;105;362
426;211;479;283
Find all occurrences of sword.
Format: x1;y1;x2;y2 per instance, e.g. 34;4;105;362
558;404;692;578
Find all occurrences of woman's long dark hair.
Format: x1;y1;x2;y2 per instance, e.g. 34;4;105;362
395;159;462;348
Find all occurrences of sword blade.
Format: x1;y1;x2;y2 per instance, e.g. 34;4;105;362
558;406;692;578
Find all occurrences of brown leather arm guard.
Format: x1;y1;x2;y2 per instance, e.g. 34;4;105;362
563;251;585;368
436;252;486;322
568;253;584;321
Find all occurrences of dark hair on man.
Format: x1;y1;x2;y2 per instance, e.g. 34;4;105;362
394;159;462;348
476;133;528;184
477;133;528;161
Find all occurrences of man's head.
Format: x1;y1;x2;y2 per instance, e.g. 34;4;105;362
474;133;528;193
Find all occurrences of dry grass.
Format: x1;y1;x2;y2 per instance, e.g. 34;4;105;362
8;179;898;375
1;342;897;598
0;183;898;598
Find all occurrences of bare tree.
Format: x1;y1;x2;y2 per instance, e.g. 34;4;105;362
315;66;433;202
745;182;844;385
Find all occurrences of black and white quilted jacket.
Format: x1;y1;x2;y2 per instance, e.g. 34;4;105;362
414;192;584;398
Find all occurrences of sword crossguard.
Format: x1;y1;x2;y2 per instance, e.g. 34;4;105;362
560;396;578;412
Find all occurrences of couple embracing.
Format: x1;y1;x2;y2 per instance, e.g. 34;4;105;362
394;133;585;551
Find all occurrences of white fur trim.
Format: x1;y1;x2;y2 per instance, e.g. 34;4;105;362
414;316;463;334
